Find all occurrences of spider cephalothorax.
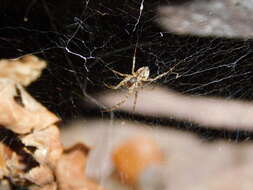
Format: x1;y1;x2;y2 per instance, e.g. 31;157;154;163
104;48;180;112
136;66;150;80
125;67;149;88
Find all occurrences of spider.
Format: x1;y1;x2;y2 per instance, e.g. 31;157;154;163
104;47;181;112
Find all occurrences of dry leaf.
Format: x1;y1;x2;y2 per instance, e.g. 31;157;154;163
0;55;46;86
56;144;104;190
0;78;59;134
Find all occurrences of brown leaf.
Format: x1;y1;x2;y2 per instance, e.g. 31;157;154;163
56;144;104;190
0;79;59;134
0;55;46;86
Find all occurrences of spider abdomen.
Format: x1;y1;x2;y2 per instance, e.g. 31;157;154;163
136;66;150;80
126;77;137;88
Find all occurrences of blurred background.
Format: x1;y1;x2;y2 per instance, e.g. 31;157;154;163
1;0;253;189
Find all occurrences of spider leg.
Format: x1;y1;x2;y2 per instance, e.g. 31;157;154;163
104;91;133;112
104;75;132;90
109;68;130;77
147;60;182;82
104;79;126;90
132;44;137;74
104;82;118;90
133;91;138;111
147;70;179;82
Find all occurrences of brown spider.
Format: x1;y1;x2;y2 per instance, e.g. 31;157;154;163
104;47;181;112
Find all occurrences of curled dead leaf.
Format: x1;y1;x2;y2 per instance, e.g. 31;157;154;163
0;55;46;86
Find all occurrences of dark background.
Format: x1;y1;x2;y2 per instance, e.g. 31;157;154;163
1;0;253;141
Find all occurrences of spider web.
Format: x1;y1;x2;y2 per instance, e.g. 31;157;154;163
2;0;253;189
1;0;253;134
